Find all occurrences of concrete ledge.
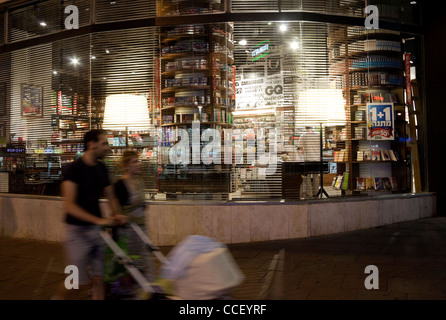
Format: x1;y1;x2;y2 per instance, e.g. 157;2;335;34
0;193;436;245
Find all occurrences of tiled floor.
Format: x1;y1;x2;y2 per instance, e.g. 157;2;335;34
1;216;446;300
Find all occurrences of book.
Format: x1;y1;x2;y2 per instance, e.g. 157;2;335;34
331;177;337;188
374;177;384;190
356;177;366;190
382;177;392;190
389;150;397;161
363;151;371;161
355;110;366;121
334;175;343;190
334;151;340;162
366;177;375;190
390;177;398;190
355;127;366;139
381;150;391;161
371;151;381;161
342;172;349;190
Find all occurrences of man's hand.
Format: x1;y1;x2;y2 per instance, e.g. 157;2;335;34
113;214;128;225
95;217;116;227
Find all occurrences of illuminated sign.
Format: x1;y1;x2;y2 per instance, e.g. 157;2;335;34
251;40;270;61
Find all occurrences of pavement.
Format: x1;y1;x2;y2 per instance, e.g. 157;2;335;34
1;216;446;301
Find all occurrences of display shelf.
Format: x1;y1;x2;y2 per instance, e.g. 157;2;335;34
157;0;225;16
158;22;234;197
327;25;409;193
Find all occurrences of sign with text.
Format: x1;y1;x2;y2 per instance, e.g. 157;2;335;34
367;103;394;140
235;75;283;110
251;40;270;62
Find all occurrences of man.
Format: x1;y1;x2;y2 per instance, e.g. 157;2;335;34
52;129;126;300
296;126;321;199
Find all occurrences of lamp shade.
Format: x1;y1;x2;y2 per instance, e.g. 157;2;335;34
103;94;150;131
296;89;346;127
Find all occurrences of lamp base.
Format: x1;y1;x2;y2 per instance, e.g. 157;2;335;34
315;186;330;198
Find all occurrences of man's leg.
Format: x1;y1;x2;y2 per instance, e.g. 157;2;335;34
90;225;107;300
51;225;93;300
91;276;105;300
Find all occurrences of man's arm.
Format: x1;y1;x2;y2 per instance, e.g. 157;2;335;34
62;180;112;225
104;184;127;224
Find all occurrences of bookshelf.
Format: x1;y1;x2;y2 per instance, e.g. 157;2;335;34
328;26;409;194
158;22;235;198
157;0;225;16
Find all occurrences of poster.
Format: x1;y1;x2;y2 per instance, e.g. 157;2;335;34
21;84;43;117
234;74;283;110
367;103;394;140
0;83;5;116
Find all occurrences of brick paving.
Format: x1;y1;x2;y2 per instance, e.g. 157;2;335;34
1;216;446;300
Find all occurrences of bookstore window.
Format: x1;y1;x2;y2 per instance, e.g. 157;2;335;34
0;0;425;201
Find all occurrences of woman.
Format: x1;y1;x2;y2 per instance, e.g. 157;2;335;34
113;150;154;283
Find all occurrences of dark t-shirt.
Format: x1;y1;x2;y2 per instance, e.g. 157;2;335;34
62;157;111;226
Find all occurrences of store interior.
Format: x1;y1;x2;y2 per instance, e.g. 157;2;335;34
0;0;425;202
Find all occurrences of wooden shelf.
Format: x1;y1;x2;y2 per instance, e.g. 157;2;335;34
328;26;407;192
161;122;233;127
162;68;210;76
161;85;210;94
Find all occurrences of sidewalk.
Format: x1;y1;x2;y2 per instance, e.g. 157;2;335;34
1;216;446;300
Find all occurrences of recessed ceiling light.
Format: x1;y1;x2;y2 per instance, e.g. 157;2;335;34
290;41;299;49
239;39;247;46
40;21;47;27
280;24;287;32
70;57;79;65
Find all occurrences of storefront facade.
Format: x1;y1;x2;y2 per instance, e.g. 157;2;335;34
0;0;436;244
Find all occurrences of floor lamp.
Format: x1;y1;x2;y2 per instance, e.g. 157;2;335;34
298;89;346;199
315;122;330;198
102;94;150;148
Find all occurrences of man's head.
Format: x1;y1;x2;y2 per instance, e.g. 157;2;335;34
83;129;110;159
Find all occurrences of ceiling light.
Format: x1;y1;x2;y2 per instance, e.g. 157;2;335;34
52;70;58;75
70;57;79;65
239;39;247;46
280;24;287;32
40;21;47;27
290;41;299;50
105;49;110;54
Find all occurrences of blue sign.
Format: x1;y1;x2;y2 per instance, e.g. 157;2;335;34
367;103;394;140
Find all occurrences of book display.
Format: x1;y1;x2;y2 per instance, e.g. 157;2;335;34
327;26;410;193
157;0;225;16
158;21;235;198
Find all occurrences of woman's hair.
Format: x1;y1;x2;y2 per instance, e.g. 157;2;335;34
120;150;139;170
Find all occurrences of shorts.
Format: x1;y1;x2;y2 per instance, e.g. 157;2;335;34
65;224;105;286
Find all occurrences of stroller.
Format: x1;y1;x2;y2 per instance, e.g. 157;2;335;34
100;223;245;300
